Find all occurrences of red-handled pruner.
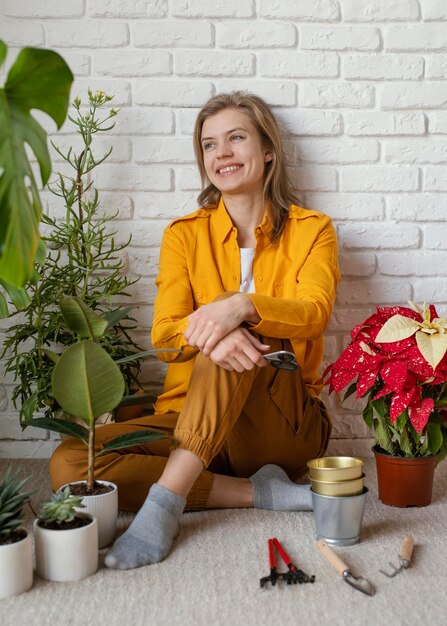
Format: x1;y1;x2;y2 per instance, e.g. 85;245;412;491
259;538;315;588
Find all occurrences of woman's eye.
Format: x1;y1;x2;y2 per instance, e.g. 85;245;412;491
231;134;244;141
203;142;214;151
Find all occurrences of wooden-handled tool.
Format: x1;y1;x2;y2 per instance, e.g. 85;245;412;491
316;540;375;596
380;534;414;578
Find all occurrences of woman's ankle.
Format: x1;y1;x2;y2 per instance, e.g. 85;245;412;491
206;475;253;509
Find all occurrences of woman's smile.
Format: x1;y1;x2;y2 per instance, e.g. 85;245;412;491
201;108;271;197
216;163;243;176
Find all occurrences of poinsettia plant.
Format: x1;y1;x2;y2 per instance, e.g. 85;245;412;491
324;302;447;459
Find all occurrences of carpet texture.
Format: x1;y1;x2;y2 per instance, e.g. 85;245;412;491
1;454;447;626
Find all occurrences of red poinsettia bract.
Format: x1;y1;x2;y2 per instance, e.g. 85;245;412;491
324;305;447;433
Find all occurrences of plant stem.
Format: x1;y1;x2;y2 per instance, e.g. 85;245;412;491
87;425;95;491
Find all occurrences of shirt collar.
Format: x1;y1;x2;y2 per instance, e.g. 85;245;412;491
210;198;318;243
212;197;237;243
212;196;272;243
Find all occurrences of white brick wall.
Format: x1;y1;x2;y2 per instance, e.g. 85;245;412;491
1;1;446;457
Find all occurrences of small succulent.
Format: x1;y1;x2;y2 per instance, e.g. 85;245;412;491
38;487;85;525
0;466;32;543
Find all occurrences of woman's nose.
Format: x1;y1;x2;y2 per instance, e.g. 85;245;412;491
216;142;232;158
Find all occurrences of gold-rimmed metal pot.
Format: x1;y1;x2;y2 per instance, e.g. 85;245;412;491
310;474;365;497
307;456;364;481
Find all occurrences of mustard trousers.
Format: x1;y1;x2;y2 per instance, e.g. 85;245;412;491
49;338;331;512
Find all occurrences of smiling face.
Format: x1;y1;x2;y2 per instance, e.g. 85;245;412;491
200;108;272;199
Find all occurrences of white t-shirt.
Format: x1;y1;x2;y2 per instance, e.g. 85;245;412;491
240;248;255;293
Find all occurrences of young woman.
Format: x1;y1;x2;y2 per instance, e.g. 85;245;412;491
50;92;340;570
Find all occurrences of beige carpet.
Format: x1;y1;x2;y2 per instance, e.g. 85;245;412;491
1;453;447;626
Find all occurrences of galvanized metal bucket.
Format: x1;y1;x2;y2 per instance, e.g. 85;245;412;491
311;487;368;547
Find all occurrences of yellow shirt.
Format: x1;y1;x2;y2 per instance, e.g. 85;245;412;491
151;197;340;413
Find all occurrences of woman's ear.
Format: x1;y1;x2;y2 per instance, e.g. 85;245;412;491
264;151;273;163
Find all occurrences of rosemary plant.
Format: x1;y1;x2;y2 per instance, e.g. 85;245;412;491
1;90;143;425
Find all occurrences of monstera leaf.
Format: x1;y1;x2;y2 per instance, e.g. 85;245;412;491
0;40;73;287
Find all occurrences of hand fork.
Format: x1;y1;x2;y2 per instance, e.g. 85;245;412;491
380;534;414;578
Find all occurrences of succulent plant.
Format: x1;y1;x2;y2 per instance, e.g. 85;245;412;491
38;487;85;525
0;466;32;543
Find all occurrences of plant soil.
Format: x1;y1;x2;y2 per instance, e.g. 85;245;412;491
38;514;92;531
68;481;114;497
0;529;27;546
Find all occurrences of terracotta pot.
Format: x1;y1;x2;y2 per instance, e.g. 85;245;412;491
373;445;437;507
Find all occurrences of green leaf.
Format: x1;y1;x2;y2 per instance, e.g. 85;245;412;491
114;348;180;365
372;397;388;419
0;278;32;317
395;409;408;431
24;417;88;441
41;348;60;364
342;382;357;402
423;422;443;456
0;41;6;67
60;295;108;339
97;430;169;455
0;43;73;287
395;424;414;457
0;290;8;317
375;415;395;455
0;279;31;310
103;307;133;329
118;393;157;408
362;402;373;429
52;341;125;425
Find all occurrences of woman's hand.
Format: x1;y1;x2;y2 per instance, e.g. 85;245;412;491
208;328;270;372
185;293;259;356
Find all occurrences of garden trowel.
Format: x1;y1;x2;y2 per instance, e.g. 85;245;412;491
316;540;375;596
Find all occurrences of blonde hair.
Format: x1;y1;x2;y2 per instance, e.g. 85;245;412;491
193;92;300;244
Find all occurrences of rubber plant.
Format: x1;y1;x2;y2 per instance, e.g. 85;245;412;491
0;40;73;302
26;295;178;492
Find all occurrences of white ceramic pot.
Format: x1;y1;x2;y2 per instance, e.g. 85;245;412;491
34;516;98;582
0;531;33;599
60;480;118;549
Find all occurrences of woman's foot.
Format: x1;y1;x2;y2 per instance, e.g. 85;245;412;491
249;464;313;511
104;483;186;570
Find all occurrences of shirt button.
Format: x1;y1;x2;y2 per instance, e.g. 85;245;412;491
256;276;263;282
196;293;202;299
233;276;238;281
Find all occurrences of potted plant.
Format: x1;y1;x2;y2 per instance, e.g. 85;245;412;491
1;90;147;424
34;487;98;582
0;467;33;599
27;295;175;547
324;301;447;507
1;89;176;546
0;39;73;294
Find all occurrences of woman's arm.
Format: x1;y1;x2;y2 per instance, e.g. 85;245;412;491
184;292;260;355
246;217;340;341
151;225;199;362
152;222;262;361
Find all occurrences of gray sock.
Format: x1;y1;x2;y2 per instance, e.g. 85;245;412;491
104;483;186;570
249;464;313;511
